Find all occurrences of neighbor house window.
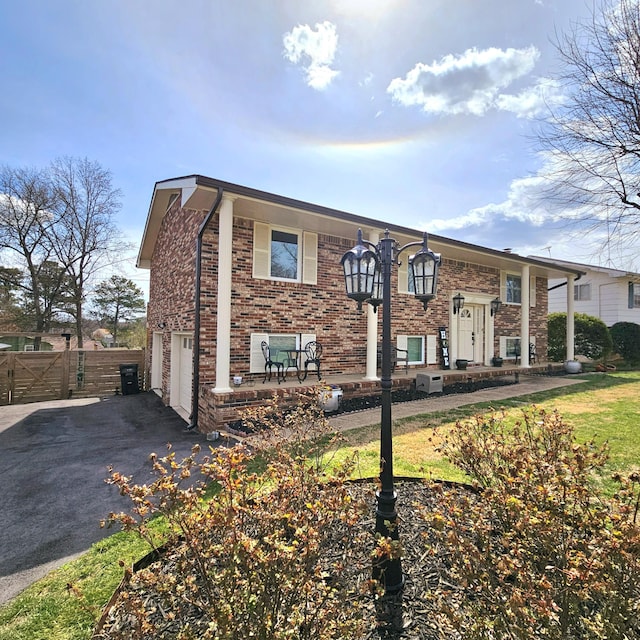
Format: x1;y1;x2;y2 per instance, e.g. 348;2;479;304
574;283;591;301
629;282;640;308
406;336;424;365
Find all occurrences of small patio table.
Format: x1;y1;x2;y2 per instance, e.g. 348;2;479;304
281;348;307;382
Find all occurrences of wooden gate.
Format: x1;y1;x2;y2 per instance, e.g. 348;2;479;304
0;350;145;405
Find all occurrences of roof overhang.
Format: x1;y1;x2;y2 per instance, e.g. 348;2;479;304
137;175;585;281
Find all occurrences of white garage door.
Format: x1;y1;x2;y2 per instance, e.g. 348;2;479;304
179;335;193;414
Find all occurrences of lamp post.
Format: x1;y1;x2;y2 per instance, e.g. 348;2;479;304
341;229;441;594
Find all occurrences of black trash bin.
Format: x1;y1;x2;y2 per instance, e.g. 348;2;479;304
119;364;140;395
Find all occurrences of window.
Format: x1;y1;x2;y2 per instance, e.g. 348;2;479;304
406;336;424;365
574;283;591;301
500;336;521;359
250;332;316;373
253;223;317;284
270;230;299;280
505;274;521;304
268;334;298;365
629;282;640;309
501;271;536;307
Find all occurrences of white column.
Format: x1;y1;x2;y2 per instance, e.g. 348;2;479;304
566;274;575;361
365;231;380;380
520;265;530;367
214;195;235;393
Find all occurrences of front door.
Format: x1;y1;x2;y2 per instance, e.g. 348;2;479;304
457;304;485;363
458;307;474;361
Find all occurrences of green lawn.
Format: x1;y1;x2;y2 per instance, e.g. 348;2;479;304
1;371;639;640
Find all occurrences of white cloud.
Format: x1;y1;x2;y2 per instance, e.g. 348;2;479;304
387;46;540;117
496;77;564;118
283;21;340;90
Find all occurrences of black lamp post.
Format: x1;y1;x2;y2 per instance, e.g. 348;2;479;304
341;228;441;594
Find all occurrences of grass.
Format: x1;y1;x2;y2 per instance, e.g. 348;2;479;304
333;372;640;491
2;371;640;639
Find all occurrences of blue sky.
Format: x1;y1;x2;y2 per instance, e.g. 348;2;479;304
0;0;624;299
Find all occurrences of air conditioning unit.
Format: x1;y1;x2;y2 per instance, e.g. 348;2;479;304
416;373;443;395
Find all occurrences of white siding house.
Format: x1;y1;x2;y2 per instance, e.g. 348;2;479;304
535;258;640;327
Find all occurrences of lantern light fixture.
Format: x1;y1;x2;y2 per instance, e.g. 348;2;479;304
453;292;465;314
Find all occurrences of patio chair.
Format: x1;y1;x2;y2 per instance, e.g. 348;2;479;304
261;341;284;383
377;346;409;373
301;341;322;381
393;347;409;374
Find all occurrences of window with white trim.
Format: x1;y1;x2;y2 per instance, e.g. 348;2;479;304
629;282;640;308
406;336;424;365
501;272;537;306
397;334;425;365
505;273;521;304
250;333;316;373
253;222;317;284
499;336;521;359
574;283;591;301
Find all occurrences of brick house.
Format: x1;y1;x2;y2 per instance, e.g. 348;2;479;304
137;175;583;433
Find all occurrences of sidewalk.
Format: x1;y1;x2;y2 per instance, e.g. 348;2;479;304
328;374;587;432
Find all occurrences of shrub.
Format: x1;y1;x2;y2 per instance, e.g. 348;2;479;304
610;321;640;365
547;312;613;362
98;393;373;639
421;408;640;639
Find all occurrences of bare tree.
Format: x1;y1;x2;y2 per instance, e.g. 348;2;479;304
48;157;125;347
536;0;640;256
0;165;66;347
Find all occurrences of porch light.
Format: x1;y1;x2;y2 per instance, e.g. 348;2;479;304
453;292;465;314
490;297;502;316
340;228;379;310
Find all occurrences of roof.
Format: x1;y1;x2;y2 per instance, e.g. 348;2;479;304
530;256;640;280
137;175;586;280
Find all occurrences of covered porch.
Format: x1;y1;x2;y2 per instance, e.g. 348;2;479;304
199;361;564;434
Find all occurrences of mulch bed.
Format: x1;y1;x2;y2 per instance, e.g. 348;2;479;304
93;479;472;639
226;376;519;436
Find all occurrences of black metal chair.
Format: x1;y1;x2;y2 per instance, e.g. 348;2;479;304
301;341;322;381
261;341;284;383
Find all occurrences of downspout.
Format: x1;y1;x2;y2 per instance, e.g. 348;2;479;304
186;188;224;431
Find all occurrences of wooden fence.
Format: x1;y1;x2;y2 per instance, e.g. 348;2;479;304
0;349;146;405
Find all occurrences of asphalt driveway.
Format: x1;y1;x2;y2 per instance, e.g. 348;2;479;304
0;392;209;605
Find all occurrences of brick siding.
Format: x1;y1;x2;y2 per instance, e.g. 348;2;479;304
147;202;550;432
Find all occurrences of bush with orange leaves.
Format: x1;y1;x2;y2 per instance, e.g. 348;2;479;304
100;392;373;640
420;407;640;639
